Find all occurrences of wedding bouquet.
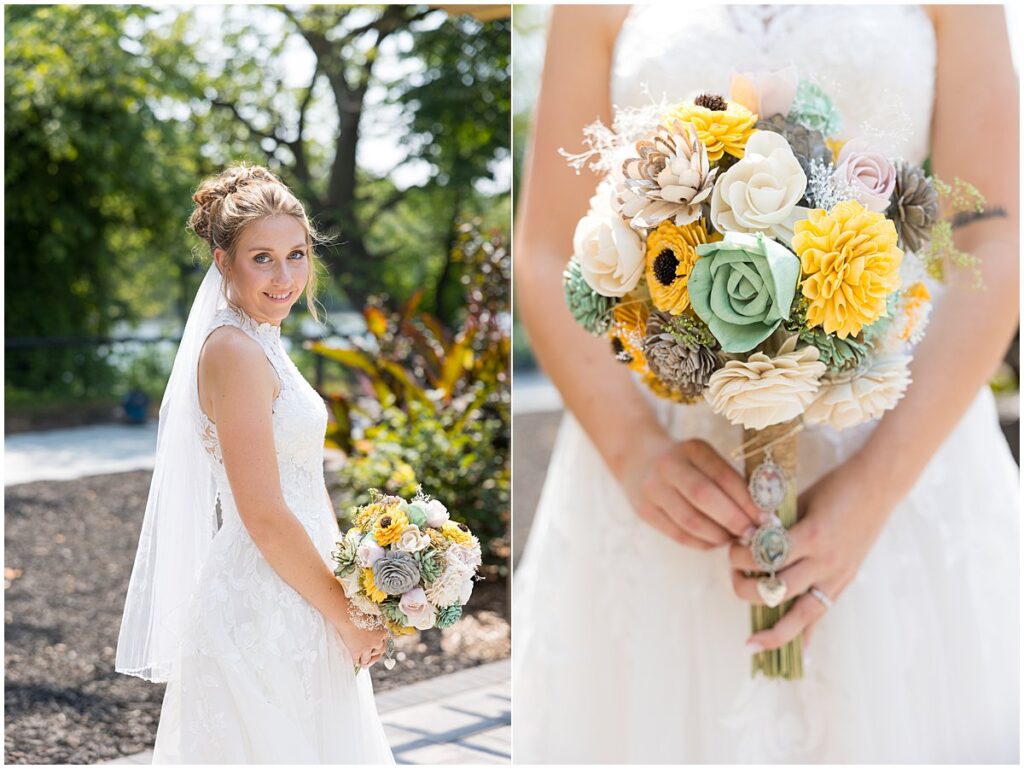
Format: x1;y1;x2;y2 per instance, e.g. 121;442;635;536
332;488;482;669
562;69;984;679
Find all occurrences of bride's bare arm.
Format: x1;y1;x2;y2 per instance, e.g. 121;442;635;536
517;6;759;548
853;5;1019;497
200;328;386;665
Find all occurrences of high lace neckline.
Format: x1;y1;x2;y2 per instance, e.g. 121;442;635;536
223;303;282;342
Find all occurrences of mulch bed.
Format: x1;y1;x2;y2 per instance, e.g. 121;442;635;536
4;470;510;765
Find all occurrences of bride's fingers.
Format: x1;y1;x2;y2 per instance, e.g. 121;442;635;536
637;502;715;551
728;541;758;571
803;617;821;650
730;558;817;605
646;475;732;546
684;441;762;525
665;457;752;539
747;593;827;651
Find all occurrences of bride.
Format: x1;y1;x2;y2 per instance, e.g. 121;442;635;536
116;165;394;763
513;5;1018;763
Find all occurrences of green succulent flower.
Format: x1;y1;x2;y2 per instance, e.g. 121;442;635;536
787;80;843;136
405;501;428;528
689;232;800;353
332;535;358;578
785;297;868;372
563;259;616;335
414;549;444;583
381;601;408;627
435;604;462;629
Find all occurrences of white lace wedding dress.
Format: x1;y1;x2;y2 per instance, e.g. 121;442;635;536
151;305;394;763
513;5;1019;763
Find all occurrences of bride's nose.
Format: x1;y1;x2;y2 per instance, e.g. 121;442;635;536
270;259;290;286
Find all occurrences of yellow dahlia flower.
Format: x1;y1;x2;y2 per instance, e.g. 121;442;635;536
644;220;720;316
442;521;473;546
372;508;409;547
608;302;649;374
793;200;903;339
665;99;758;162
361;568;387;604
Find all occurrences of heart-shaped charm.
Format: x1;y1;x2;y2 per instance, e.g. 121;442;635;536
757;575;787;608
383;656;396;671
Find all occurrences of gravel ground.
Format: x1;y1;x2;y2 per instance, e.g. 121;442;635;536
4;470;510;765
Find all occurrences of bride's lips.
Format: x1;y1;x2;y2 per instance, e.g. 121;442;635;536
263;291;294;304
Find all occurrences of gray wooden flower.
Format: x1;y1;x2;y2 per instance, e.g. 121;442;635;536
372;551;421;596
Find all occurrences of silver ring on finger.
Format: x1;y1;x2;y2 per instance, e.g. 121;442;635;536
808;586;833;610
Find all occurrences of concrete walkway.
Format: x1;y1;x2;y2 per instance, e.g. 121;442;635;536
4;422;158;486
100;660;510;765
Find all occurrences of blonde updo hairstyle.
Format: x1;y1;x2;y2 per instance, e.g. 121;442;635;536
187;163;324;322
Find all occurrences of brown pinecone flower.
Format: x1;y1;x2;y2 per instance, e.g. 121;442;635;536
642;311;720;397
695;93;728;111
887;161;939;253
619;120;717;230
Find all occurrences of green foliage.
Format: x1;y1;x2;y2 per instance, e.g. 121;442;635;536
4;5;201;393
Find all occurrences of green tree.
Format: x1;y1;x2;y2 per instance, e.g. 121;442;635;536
4;5;200;394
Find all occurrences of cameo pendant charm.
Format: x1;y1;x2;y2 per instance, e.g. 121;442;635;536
748;448;787;514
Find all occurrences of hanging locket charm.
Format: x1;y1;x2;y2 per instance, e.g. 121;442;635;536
750;516;791;573
748;448;788;514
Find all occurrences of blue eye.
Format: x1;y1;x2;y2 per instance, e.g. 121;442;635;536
288;250;305;260
254;254;271;263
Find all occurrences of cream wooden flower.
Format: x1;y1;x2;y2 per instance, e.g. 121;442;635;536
573;180;644;297
804;354;911;429
710;130;808;244
704;336;825;429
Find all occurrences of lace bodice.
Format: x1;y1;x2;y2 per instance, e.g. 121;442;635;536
612;4;936;164
197;305;330;534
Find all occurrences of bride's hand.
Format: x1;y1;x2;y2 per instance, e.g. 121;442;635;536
621;434;763;550
334;619;388;668
727;453;898;650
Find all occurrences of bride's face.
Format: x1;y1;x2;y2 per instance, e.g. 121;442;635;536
216;214;310;326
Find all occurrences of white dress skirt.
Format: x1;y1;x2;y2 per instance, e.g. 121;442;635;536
513;5;1019;763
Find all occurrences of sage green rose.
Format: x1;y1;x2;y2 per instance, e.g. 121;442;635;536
689;231;800;353
404;501;428;527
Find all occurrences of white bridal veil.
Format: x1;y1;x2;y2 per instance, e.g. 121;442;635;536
115;263;226;682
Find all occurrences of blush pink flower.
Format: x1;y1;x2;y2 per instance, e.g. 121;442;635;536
729;65;798;119
832;139;897;213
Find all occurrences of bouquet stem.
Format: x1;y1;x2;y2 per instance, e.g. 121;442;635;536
743;419;803;680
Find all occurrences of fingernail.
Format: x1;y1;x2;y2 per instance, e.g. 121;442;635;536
744;640;762;654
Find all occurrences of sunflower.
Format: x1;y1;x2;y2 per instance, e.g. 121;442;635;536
372;508;409;547
644;219;719;316
608;302;649;374
441;521;473;547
